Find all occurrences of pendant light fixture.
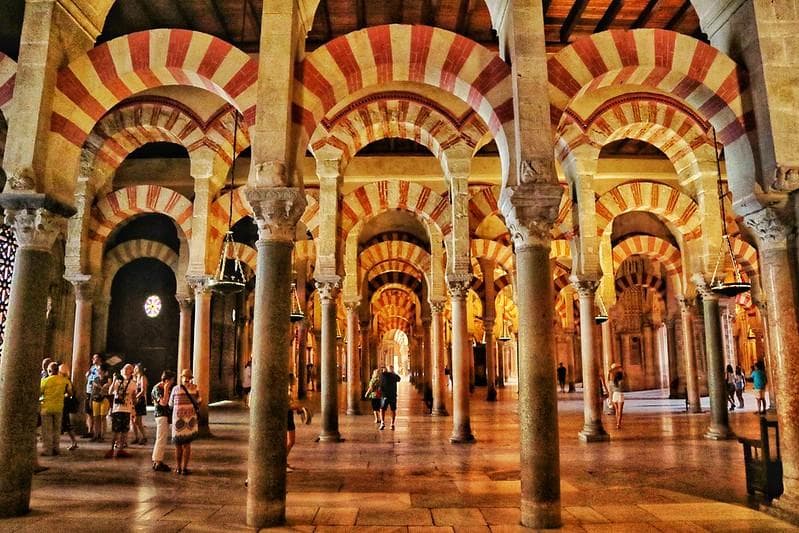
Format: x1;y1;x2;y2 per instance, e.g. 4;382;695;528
289;280;305;322
497;320;511;342
594;292;609;324
709;127;750;297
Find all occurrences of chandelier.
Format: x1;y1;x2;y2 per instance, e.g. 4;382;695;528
594;292;609;324
289;280;305;322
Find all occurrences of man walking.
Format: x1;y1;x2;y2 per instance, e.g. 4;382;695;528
379;365;401;430
557;362;567;393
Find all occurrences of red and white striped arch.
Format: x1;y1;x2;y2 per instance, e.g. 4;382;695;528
468;184;573;239
595;181;701;240
612;235;682;279
614;271;667;298
729;236;758;275
367;260;424;283
471;239;513;274
101;239;179;299
0;52;15;115
556;93;716;176
550;239;572;260
293;240;316;266
548;29;748;146
359;241;431;279
340;180;451;238
294;25;513;170
50;29;257;183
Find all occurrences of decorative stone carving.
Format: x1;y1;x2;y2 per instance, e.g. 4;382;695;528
677;295;696;312
768;165;799;194
6;168;35;191
67;274;95;302
187;275;211;295
344;301;359;314
519;158;553;183
315;157;342;181
251;159;288;187
691;273;718;300
569;277;599;298
429;300;446;314
4;208;62;251
499;183;562;249
176;295;194;310
447;274;471;299
315;278;340;303
743;207;792;251
245;186;306;242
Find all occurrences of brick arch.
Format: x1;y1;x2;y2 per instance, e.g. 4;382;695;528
294;25;513;177
52;30;257;147
468;184;573;239
548;29;747;146
102;239;179;299
294;239;316;265
550;239;571;260
89;185;193;245
0;52;15;114
471;239;513;273
612;235;682;279
557;93;716;176
367;260;424;283
360;241;432;277
614;271;667;299
596;181;701;240
367;272;423;296
340;181;451;237
311;93;480;168
729;236;758;275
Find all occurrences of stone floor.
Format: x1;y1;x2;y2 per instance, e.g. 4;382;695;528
2;382;796;532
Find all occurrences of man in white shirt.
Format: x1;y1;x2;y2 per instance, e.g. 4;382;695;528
106;364;137;458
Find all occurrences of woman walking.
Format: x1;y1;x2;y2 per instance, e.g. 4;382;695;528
609;365;625;429
725;364;737;411
132;363;149;444
169;369;201;474
151;370;175;472
364;368;382;424
734;365;746;409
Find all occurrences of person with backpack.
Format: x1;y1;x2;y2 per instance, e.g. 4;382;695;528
169;368;201;474
364;368;383;425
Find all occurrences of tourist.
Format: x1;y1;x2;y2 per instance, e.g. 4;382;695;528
131;363;148;444
379;365;400;430
40;361;70;456
751;361;768;415
90;364;111;441
169;368;201;474
725;364;736;411
306;363;315;391
83;353;104;438
609;366;625;429
734;365;746;409
242;358;252;407
58;363;78;451
40;357;52;379
106;363;137;459
151;369;175;472
557;362;567;393
364;368;383;424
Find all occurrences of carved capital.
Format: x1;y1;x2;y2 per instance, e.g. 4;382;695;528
569;276;599;298
315;278;340;303
767;165;799;194
176;294;194;310
677;295;696;313
67;274;95;302
6;168;36;191
691;273;718;301
315;157;342;181
743;207;792;251
429;300;446;314
344;300;359;314
5;208;63;252
187;275;211;295
245;186;306;242
250;159;288;187
447;273;471;299
499;182;562;250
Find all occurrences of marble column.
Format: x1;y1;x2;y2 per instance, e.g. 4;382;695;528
430;301;449;416
422;315;433;408
0;206;66;517
317;279;342;442
359;319;371;393
678;296;702;413
176;295;193;378
189;276;212;436
484;318;497;401
572;279;609;442
601;320;616;415
345;301;361;415
67;275;94;433
448;279;474;443
744;209;799;512
296;319;308;399
694;278;733;440
753;300;777;411
665;318;680;398
91;296;110;353
245;187;305;527
497;335;506;388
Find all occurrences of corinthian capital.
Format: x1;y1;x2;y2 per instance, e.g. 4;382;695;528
569;276;599;298
677;295;696;312
66;274;95;302
691;273;718;301
429;300;446;314
499;181;562;250
344;300;359;314
245;186;306;242
742;207;793;251
315;277;340;303
447;273;471;299
5;208;63;252
187;275;211;295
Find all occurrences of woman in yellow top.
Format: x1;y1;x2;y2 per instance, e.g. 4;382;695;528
40;361;71;456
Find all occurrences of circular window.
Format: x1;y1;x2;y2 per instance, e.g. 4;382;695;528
144;295;162;318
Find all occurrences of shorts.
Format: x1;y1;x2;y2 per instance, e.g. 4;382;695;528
111;412;131;433
381;397;397;411
287;410;295;432
92;399;110;417
612;392;624;403
754;389;766;400
370;398;381;411
84;396;93;415
135;398;147;416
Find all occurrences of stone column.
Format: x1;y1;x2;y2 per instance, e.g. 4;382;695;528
497;334;506;388
430;301;449;416
345;301;361;415
744;208;799;512
91;297;110;353
245;187;305;527
678;296;702;413
753;299;777;410
571;279;609;442
665;318;680;398
359;319;371;391
0;205;67;517
67;275;94;433
693;278;733;440
448;279;474;443
478;257;498;401
189;276;212;435
176;295;193;378
601;320;616;415
317;279;342;442
422;315;433;407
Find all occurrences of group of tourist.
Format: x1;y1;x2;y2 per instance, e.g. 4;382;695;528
38;353;202;475
725;361;769;414
364;365;401;430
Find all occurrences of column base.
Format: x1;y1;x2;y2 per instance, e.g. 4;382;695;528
449;432;476;444
688;404;702;414
317;431;342;443
0;489;30;518
486;386;497;401
568;383;576;393
520;498;561;529
431;407;449;416
578;424;610;443
704;426;735;440
345;408;361;416
246;500;286;529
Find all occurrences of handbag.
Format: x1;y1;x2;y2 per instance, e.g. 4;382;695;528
181;385;200;416
64;384;79;413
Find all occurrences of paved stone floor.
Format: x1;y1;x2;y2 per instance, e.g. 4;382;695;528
2;382;796;532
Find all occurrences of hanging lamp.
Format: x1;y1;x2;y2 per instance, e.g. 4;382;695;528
594;292;609;324
289;280;305;322
709;127;750;297
496;290;511;341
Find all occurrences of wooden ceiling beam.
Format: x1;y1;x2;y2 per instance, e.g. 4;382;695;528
560;0;589;43
455;0;471;36
631;0;660;28
666;0;692;30
595;0;625;33
206;0;234;41
356;0;367;30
